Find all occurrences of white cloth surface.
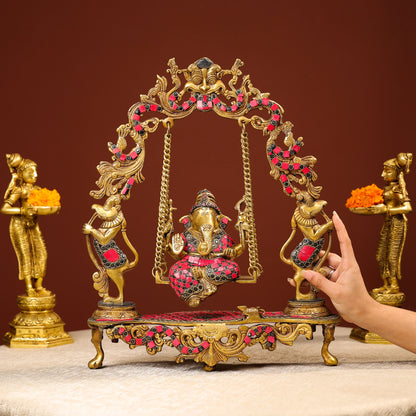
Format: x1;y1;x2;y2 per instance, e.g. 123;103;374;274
0;327;415;416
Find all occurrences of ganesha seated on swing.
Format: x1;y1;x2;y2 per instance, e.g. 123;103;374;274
165;189;247;307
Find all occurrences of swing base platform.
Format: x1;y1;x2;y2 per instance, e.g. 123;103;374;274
87;299;340;371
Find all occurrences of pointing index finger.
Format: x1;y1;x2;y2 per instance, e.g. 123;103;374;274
333;211;356;265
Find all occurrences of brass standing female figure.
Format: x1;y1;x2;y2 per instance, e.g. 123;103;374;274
1;153;59;297
363;153;413;294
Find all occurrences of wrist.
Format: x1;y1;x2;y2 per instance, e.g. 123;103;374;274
351;295;382;329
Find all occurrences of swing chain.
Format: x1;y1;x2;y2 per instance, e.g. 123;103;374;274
240;123;263;278
152;122;172;280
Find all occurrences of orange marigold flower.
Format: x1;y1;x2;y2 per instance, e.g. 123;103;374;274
27;188;61;207
345;184;384;208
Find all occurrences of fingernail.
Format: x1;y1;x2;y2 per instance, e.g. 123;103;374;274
333;210;338;217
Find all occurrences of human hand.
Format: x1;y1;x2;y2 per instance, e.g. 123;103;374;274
301;211;375;323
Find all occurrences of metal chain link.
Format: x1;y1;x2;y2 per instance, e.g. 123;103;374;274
152;124;172;280
240;124;263;278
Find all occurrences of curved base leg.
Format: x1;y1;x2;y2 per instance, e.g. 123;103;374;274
321;324;338;366
88;327;104;369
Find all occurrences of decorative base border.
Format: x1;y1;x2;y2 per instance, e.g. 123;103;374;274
88;304;340;370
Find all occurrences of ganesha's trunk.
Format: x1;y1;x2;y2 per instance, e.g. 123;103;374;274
197;224;213;256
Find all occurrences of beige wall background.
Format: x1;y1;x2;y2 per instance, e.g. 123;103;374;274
0;1;415;339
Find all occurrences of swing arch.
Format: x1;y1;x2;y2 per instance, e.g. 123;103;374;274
88;57;324;289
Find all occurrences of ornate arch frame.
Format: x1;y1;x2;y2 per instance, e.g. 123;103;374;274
85;58;340;371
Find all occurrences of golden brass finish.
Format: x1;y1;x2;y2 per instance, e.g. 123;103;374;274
162;190;251;307
349;153;412;343
88;306;340;370
280;193;333;301
284;299;333;318
1;153;72;347
90;301;139;321
85;58;341;368
3;295;72;348
83;195;139;304
349;327;392;344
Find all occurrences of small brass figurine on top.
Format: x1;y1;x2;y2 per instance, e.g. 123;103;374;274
1;153;72;347
348;152;412;342
164;189;248;307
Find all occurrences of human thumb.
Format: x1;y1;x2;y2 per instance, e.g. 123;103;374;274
302;269;333;296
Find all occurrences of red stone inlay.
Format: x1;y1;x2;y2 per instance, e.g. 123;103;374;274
299;245;315;261
267;124;275;131
271;103;278;111
282;162;289;170
139;105;146;113
103;249;119;262
133;114;140;121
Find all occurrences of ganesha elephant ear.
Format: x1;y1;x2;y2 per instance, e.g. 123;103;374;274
179;215;192;229
217;214;231;230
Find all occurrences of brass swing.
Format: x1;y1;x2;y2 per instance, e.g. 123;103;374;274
85;57;341;371
152;120;263;285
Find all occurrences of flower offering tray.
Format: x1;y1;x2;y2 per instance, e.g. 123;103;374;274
88;303;340;371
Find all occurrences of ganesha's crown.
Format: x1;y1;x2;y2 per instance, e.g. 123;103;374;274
190;189;221;214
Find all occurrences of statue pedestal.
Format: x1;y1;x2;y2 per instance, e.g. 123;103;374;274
350;327;390;344
284;298;333;318
3;294;73;348
350;290;405;344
